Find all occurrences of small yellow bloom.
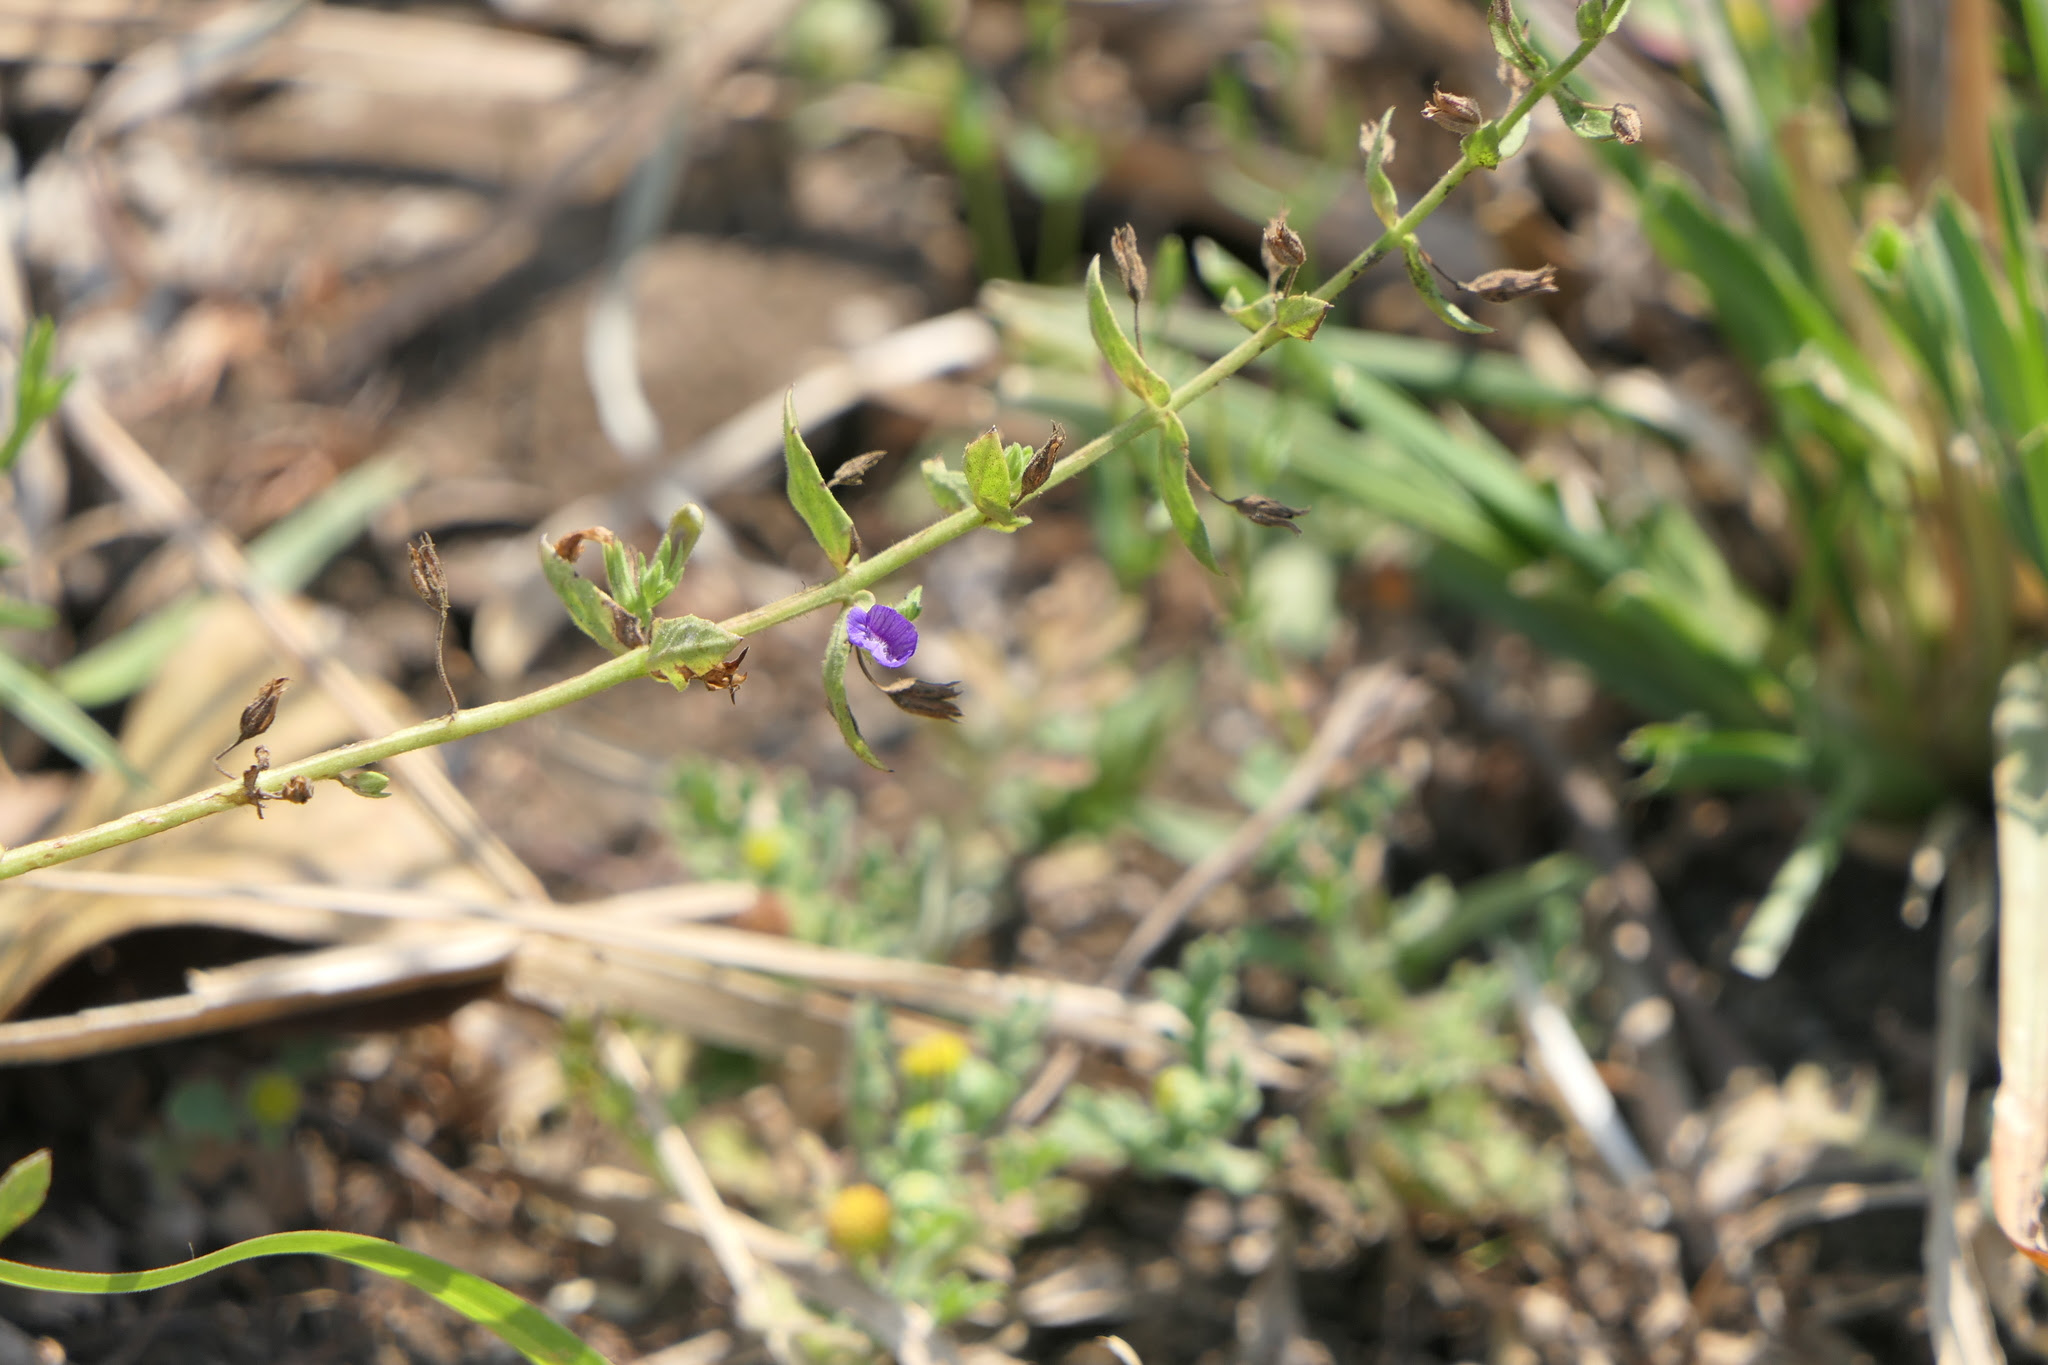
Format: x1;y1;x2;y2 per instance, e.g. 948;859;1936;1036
826;1183;892;1255
898;1032;970;1083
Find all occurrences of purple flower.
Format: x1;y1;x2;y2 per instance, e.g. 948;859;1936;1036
846;604;917;668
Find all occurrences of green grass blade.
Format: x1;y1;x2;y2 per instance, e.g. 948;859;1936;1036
0;1231;607;1365
1730;766;1870;979
0;648;144;785
1393;853;1594;985
1930;194;2045;440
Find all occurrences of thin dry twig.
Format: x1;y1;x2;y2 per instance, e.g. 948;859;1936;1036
1924;836;2005;1365
599;1024;797;1365
1009;665;1428;1126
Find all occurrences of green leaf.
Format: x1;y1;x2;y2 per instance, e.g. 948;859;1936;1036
894;585;924;621
0;318;71;475
1193;238;1268;308
1223;289;1277;332
1463;123;1502;169
648;615;743;681
1621;722;1812;792
922;456;973;513
1150;412;1221;574
540;537;632;657
782;391;856;571
1273;295;1331;341
600;537;642;616
1362;109;1399;228
963;427;1025;529
1576;0;1604;38
1401;238;1492;334
643;503;705;610
1549;86;1622;141
1599;0;1634;33
824;602;889;771
0;1151;50;1244
1393;853;1593;985
0;1231;608;1365
1086;255;1172;406
0;597;55;630
0;649;144;784
1486;0;1549;77
1730;766;1869;979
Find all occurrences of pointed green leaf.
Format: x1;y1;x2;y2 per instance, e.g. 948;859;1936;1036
1087;255;1172;406
894;585;924;622
1004;441;1035;486
1402;238;1492;334
1274;295;1331;341
645;503;705;607
1599;0;1633;33
0;318;70;475
1731;767;1869;979
1497;113;1533;160
963;427;1025;528
0;1152;49;1244
783;390;856;571
599;537;642;616
1487;0;1549;77
1151;412;1221;574
1550;86;1622;141
648;615;743;680
540;537;631;656
1224;289;1277;332
922;456;973;512
0;649;145;784
1361;109;1399;228
338;770;392;799
1194;238;1268;308
824;602;889;771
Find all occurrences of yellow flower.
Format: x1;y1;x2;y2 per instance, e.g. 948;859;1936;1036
826;1183;892;1255
898;1032;970;1083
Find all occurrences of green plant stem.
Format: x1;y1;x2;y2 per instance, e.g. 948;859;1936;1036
1310;31;1606;303
0;30;1613;883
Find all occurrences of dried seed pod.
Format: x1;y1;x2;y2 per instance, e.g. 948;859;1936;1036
1421;85;1484;137
280;776;314;805
1261;213;1307;291
1463;264;1560;302
1610;103;1643;145
410;533;459;717
826;450;889;489
213;676;289;773
242;746;273;819
1225;494;1310;533
877;676;964;722
1110;224;1148;304
1016;422;1067;504
697;648;749;704
407;533;448;611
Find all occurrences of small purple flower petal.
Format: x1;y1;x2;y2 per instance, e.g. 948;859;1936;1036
846;604;918;669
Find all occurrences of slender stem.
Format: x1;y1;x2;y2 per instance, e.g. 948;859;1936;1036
0;28;1614;883
1311;31;1606;303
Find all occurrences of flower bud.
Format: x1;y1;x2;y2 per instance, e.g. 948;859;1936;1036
1421;85;1484;137
826;1184;892;1256
900;1032;970;1083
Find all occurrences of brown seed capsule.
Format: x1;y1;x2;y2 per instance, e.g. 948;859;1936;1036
878;676;965;722
1421;85;1484;137
407;533;448;611
1610;102;1643;145
1262;213;1307;281
279;776;314;805
697;648;749;704
213;676;289;773
1015;422;1066;504
1110;224;1148;304
1225;494;1310;533
826;450;889;490
1463;264;1560;302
